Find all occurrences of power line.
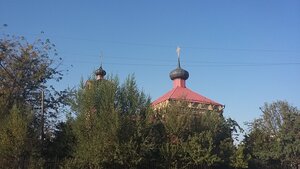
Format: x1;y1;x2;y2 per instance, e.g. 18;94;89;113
3;31;300;53
106;62;300;67
60;53;300;63
3;31;300;68
60;52;300;67
61;59;300;67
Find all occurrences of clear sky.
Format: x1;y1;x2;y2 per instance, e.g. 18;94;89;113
1;0;300;137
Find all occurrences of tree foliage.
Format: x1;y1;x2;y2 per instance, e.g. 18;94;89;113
123;101;241;169
5;30;299;169
65;75;151;168
60;75;245;169
245;101;300;169
0;33;66;115
0;105;30;168
0;32;69;168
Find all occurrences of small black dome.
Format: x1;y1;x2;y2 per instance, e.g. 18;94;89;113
95;66;106;76
169;67;189;80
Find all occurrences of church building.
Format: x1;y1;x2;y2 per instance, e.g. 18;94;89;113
152;48;224;114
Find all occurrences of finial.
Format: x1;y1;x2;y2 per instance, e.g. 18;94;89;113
170;46;189;81
100;51;103;67
95;51;106;80
176;46;181;68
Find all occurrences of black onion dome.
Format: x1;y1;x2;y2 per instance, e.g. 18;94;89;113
169;67;189;80
95;66;106;76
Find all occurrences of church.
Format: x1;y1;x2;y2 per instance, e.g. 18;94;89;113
151;47;224;114
92;47;224;114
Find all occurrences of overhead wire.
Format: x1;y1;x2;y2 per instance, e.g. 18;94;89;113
3;31;300;53
59;52;300;68
61;59;300;67
2;31;300;68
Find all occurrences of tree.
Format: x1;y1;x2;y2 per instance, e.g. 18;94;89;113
68;78;119;168
245;101;300;169
184;131;222;168
158;103;191;169
0;33;66;114
0;32;69;134
63;73;241;169
230;143;250;169
66;75;152;169
42;114;76;168
280;106;300;169
0;105;30;169
156;102;240;169
0;31;69;167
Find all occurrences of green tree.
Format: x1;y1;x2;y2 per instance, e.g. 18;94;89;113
158;103;189;168
277;102;300;169
184;131;222;169
0;33;66;116
245;101;300;169
42;115;76;168
68;79;119;168
156;103;240;169
0;31;69;168
64;73;241;169
114;75;153;168
0;105;30;169
230;144;250;169
66;75;151;169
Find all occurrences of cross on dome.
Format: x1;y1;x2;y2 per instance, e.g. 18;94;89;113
176;46;181;67
169;46;189;81
95;52;106;80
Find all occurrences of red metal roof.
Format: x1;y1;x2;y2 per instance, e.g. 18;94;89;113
152;86;222;106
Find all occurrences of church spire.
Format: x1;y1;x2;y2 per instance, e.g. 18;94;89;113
95;52;106;80
170;47;189;80
176;46;181;68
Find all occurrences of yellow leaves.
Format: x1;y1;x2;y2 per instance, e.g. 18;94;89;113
28;45;33;50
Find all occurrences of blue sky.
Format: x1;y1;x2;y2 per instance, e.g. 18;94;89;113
1;0;300;137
